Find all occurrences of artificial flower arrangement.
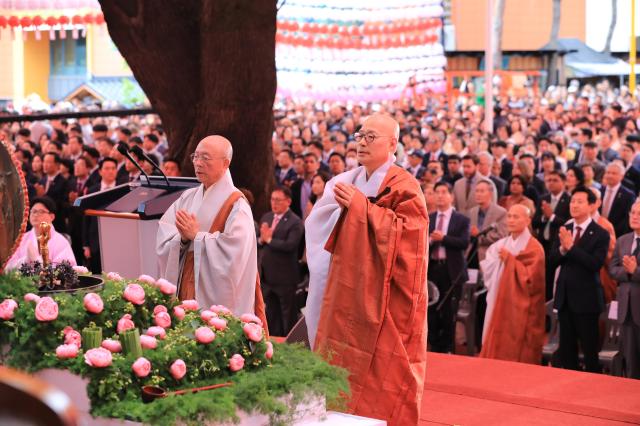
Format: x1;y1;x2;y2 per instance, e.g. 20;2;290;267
0;271;348;425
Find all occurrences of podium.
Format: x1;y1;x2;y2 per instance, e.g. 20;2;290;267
74;176;200;279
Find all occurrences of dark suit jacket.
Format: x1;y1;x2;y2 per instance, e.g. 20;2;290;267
86;168;101;189
532;192;571;245
600;185;635;237
274;167;297;187
443;172;462;185
608;232;640;326
489;175;506;198
500;158;513;181
258;209;304;289
289;178;306;218
551;220;609;314
429;211;470;285
83;184;101;254
406;165;426;181
422;151;449;173
116;164;129;185
39;174;70;233
623;165;640;195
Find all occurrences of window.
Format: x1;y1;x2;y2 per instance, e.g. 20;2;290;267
50;31;86;76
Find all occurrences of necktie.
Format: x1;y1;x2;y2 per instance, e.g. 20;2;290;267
602;188;614;219
466;177;472;199
478;209;486;230
271;215;281;231
543;196;559;240
45;177;53;193
574;226;582;245
436;213;446;259
77;181;84;193
633;237;640;257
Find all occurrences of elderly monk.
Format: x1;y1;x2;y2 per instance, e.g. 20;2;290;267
157;136;265;320
305;114;429;425
479;204;546;364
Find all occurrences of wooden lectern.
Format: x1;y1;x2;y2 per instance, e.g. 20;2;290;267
74;176;199;279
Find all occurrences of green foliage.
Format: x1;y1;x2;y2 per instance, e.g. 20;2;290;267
0;273;349;425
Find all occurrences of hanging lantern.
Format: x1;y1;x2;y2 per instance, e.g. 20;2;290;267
95;13;104;25
45;16;57;40
71;14;82;39
329;24;339;34
83;13;94;25
32;15;43;40
59;15;69;39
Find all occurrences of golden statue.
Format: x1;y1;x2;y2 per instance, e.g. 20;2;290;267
37;222;52;288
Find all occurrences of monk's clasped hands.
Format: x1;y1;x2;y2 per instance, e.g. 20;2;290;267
334;182;358;209
176;210;199;241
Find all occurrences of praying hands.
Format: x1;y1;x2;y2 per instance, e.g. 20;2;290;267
176;210;199;242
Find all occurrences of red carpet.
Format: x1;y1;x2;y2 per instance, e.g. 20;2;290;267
421;353;640;425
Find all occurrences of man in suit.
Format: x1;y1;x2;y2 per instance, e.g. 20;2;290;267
35;152;69;234
600;162;635;237
274;149;297;187
453;154;492;215
83;158;119;274
491;140;513;181
578;141;607;182
467;180;508;264
618;144;640;194
290;153;319;218
406;149;426;180
83;147;102;189
258;187;304;337
443;154;463;185
67;157;91;265
423;129;448;173
532;171;571;300
551;187;609;373
428;182;470;353
477;151;506;197
608;201;640;379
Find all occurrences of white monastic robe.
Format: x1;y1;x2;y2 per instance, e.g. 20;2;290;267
156;170;257;315
6;225;77;270
305;156;394;348
480;228;532;343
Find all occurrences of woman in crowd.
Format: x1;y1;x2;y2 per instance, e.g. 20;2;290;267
304;172;330;220
499;175;536;216
566;165;585;193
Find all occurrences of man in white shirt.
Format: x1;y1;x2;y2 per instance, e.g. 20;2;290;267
601;162;635;237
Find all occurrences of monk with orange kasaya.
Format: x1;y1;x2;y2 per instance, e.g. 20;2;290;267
479;204;546;364
305;114;429;425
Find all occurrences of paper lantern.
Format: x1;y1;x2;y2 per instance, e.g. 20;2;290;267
329;24;339;34
0;16;7;28
19;16;32;27
8;16;20;28
59;16;70;25
72;15;83;25
33;15;43;26
95;13;104;25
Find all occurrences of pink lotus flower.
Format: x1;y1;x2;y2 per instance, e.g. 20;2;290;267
73;265;89;275
63;327;82;348
107;272;123;281
0;299;18;320
153;305;167;315
229;354;245;372
117;314;135;334
210;304;231;315
195;327;215;344
265;341;274;360
35;297;58;322
84;347;113;368
173;306;186;320
123;284;145;305
170;359;187;380
140;334;157;349
181;300;199;311
23;293;40;303
157;278;177;295
137;274;156;285
146;326;166;340
209;317;227;331
243;322;263;342
101;339;122;353
132;357;151;377
56;344;78;359
201;310;217;322
83;293;104;314
154;311;171;328
240;313;263;326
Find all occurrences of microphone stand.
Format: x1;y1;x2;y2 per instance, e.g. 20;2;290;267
117;142;151;187
130;145;171;187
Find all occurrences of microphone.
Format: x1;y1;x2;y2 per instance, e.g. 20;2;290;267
117;141;150;186
476;223;497;238
130;144;171;187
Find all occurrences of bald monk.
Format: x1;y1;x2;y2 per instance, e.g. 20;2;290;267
157;136;264;318
479;204;546;364
305;114;429;425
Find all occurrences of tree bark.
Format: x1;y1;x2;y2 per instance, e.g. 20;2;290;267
97;0;277;216
604;0;617;53
492;0;506;69
548;0;562;86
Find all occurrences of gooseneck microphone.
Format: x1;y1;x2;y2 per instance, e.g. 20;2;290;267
116;141;150;187
129;144;171;187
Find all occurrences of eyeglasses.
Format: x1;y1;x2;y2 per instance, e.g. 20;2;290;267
353;132;394;145
31;209;51;215
190;153;226;163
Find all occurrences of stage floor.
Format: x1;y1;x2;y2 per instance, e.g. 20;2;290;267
421;353;640;425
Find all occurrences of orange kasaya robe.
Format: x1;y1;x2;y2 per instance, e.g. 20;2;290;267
597;216;617;304
480;237;546;364
314;165;429;426
179;191;268;336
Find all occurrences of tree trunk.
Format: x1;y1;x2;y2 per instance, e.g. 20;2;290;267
604;0;617;53
97;0;277;216
548;0;562;86
492;0;506;69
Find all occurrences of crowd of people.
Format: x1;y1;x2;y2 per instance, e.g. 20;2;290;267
2;81;640;378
